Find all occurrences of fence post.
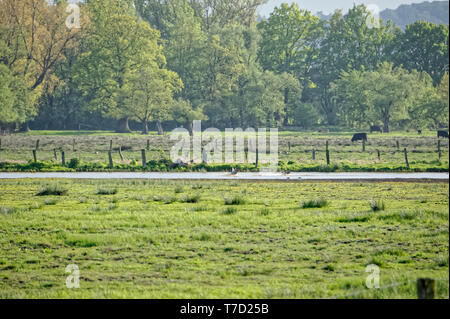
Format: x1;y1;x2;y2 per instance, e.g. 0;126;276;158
325;140;330;165
72;139;76;151
404;148;409;168
35;139;40;150
288;141;291;153
202;148;208;164
109;140;113;152
53;148;58;161
108;150;113;169
377;149;381;161
32;149;37;162
141;149;146;168
255;145;259;168
396;140;400;150
0;138;2;150
146;139;150;151
417;278;436;299
61;151;65;167
438;140;441;159
312;149;316;160
362;139;365;152
118;146;124;161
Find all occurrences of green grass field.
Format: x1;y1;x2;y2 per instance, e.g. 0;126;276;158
0;179;448;298
0;130;448;172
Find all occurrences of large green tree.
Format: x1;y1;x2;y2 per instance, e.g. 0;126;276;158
392;21;449;85
76;0;179;133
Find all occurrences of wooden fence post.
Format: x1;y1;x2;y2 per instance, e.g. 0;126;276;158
417;278;436;299
438;140;441;159
61;151;65;167
108;150;113;169
141;149;146;168
118;146;124;161
35;139;40;150
396;140;400;150
255;146;259;168
32;149;37;162
325;140;330;165
0;138;2;150
362;139;365;152
72;139;76;151
109;140;113;152
288;141;291;153
53;148;58;161
202;148;208;164
377;149;381;161
404;148;409;168
312;149;316;160
146;139;150;151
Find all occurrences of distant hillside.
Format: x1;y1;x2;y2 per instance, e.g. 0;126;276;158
316;1;449;29
381;1;449;29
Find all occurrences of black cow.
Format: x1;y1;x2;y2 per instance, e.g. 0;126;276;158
417;130;422;135
351;133;367;142
370;125;382;133
438;130;449;139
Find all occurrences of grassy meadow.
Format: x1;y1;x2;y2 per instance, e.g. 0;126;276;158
0;130;448;172
0;179;448;298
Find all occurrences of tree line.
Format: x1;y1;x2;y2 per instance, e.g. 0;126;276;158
0;0;448;134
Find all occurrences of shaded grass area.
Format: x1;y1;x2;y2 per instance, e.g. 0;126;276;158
0;179;448;298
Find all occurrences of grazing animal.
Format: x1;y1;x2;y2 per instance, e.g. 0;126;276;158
417;130;422;135
370;125;382;133
437;130;449;139
351;133;367;142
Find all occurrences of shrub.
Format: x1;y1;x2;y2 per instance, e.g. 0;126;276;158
370;200;385;212
96;188;118;195
301;198;328;209
36;185;68;196
224;196;245;205
68;158;80;169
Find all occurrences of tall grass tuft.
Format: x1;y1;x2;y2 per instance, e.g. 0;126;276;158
224;196;245;205
96;188;118;195
370;200;385;212
181;194;201;203
36;185;68;196
222;207;238;215
301;198;328;209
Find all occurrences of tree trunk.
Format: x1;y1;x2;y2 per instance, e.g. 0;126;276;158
142;121;149;135
116;117;132;133
19;122;30;132
156;121;164;135
188;122;193;136
383;118;390;133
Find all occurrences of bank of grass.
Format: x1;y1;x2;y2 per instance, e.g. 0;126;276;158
0;160;448;172
0;179;448;298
